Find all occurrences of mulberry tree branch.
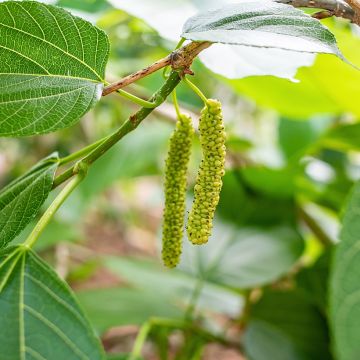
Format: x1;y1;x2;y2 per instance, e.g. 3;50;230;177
276;0;356;22
344;0;360;24
102;41;211;96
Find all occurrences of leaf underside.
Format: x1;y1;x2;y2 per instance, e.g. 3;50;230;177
0;154;59;249
182;2;341;56
0;1;109;136
0;246;104;360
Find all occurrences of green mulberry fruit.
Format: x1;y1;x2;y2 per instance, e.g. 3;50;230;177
162;114;194;267
187;99;226;245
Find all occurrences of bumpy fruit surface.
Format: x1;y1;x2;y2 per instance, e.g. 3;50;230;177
162;114;194;267
187;99;226;245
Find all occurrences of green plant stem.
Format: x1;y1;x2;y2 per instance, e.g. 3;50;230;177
53;71;181;188
59;136;110;165
24;173;85;248
183;77;209;105
172;90;182;119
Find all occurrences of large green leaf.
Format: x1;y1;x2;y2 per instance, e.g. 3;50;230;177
0;154;59;249
244;290;332;360
0;1;109;136
330;181;360;359
0;245;105;360
182;2;340;56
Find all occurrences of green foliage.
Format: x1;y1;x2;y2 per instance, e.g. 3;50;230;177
0;1;109;136
187;100;226;245
162;114;194;267
0;245;104;360
0;154;59;248
182;2;341;56
330;181;360;360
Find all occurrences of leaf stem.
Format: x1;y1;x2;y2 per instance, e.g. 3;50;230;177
183;77;208;105
59;136;110;166
116;89;161;108
172;90;182;119
24;171;85;249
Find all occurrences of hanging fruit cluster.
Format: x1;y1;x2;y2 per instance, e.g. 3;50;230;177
162;85;226;268
162;114;194;268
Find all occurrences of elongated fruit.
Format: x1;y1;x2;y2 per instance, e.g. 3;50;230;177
187;99;226;245
162;114;194;267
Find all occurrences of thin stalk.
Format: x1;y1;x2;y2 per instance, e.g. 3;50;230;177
116;89;160;108
24;173;85;248
183;77;208;105
172;90;182;119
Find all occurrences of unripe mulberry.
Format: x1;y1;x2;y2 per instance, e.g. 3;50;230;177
162;114;194;267
187;99;226;245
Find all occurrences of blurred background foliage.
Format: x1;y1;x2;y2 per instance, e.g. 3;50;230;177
2;0;360;359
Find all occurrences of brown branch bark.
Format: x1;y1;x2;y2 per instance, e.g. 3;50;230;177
345;0;360;23
276;0;356;22
102;41;211;96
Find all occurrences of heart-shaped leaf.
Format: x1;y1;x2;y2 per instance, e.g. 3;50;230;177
0;154;59;248
330;181;360;360
0;245;104;360
179;224;304;289
182;2;341;56
0;1;109;136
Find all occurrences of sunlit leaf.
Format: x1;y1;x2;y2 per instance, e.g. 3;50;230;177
183;2;341;56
